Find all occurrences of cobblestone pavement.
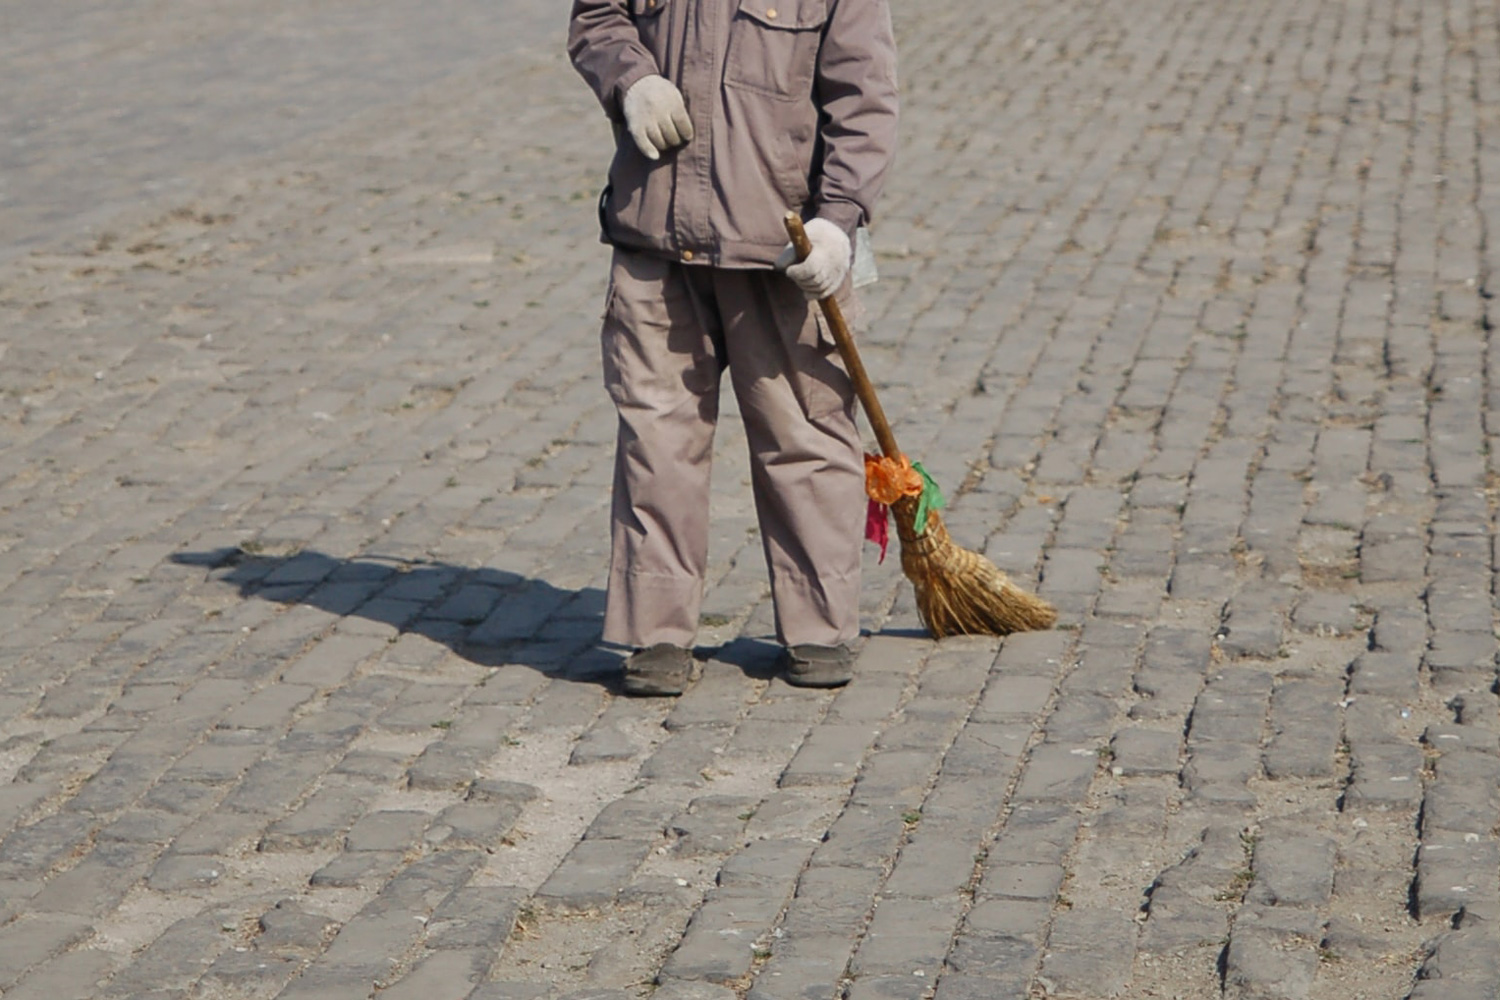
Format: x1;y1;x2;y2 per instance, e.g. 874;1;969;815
2;0;1498;997
0;0;560;264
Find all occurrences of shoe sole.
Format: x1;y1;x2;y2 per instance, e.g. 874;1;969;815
622;678;686;697
783;669;852;689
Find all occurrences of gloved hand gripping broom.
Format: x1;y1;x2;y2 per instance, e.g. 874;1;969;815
785;213;1057;637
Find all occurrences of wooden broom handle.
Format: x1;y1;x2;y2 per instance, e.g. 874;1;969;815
784;213;903;461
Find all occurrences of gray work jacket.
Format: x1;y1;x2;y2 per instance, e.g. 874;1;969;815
568;0;899;268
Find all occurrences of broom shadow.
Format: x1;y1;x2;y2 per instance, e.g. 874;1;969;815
171;547;623;686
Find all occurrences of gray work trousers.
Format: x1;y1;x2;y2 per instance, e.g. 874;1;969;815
600;246;865;649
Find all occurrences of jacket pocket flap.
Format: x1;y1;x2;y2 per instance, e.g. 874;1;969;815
631;0;668;17
736;0;826;30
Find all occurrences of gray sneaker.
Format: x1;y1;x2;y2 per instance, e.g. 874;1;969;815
782;643;855;688
622;643;693;697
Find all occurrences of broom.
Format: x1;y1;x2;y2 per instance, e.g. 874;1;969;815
785;213;1057;637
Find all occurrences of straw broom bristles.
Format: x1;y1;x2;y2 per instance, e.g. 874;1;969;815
891;495;1058;637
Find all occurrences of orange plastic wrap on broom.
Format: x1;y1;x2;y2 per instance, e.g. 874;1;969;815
865;453;923;506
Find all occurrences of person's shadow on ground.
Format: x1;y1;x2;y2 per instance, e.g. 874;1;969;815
171;547;786;687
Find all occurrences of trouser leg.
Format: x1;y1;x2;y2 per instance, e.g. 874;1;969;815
600;249;724;648
717;269;865;646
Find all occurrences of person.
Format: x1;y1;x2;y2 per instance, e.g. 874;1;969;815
567;0;898;695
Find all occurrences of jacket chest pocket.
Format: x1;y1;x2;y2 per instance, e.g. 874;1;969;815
724;0;828;100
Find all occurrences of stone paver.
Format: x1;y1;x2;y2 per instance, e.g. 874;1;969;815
2;0;1499;997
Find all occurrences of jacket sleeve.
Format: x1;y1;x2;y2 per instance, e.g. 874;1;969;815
811;0;899;234
568;0;661;122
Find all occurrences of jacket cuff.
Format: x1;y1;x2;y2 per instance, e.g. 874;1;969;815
813;201;865;239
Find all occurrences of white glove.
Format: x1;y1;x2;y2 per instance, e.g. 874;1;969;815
775;218;852;300
622;75;694;161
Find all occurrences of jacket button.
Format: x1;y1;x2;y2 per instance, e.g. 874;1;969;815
766;7;778;17
681;249;695;261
